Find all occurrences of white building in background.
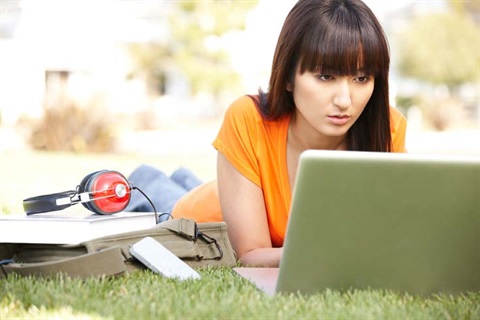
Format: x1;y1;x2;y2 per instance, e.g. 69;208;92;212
0;0;278;126
0;0;173;126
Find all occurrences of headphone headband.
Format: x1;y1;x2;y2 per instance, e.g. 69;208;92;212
23;190;77;215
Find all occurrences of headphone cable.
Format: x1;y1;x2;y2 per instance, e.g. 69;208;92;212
132;186;164;224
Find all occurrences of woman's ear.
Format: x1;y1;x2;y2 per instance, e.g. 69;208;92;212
286;81;293;92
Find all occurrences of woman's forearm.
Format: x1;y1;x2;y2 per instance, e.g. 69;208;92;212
238;247;283;268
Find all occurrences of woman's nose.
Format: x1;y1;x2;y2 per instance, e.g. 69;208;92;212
333;80;351;110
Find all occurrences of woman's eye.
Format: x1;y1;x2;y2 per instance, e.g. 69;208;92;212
317;74;333;81
355;76;369;83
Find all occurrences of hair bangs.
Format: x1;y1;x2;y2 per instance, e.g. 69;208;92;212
298;15;384;77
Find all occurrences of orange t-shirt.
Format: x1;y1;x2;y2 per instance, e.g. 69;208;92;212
172;95;407;247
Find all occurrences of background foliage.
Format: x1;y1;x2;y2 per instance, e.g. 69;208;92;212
128;0;258;99
396;11;478;91
393;0;479;130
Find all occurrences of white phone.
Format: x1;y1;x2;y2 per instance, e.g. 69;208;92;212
130;237;201;281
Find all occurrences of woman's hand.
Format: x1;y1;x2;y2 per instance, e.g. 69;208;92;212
217;152;282;267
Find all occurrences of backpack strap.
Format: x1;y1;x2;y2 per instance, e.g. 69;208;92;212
0;246;126;279
156;218;224;260
158;218;198;240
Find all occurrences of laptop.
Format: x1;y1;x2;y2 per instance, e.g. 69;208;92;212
234;150;480;296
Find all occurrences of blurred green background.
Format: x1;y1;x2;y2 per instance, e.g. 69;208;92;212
0;0;479;213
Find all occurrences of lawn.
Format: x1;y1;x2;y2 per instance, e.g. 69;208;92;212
1;268;479;319
1;130;479;319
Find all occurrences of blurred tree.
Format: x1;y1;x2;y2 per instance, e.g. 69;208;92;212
127;43;170;97
396;10;479;93
128;0;258;102
168;1;257;97
395;6;479;130
449;0;480;23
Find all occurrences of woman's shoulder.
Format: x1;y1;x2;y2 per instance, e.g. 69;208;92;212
220;95;268;131
225;95;287;126
389;106;408;152
225;95;261;118
219;95;289;142
389;106;406;121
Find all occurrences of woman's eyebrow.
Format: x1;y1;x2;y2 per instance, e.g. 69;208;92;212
355;67;373;75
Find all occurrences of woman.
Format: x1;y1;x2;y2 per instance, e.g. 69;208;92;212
170;0;406;267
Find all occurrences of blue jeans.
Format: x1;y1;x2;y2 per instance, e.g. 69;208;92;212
125;165;202;218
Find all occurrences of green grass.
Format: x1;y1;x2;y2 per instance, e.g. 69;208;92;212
1;268;479;320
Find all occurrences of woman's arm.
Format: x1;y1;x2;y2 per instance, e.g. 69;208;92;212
217;152;282;267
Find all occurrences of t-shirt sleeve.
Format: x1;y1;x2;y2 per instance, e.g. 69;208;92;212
212;96;262;186
390;106;408;153
171;180;223;222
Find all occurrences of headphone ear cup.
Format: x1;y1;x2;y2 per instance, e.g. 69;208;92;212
78;170;107;212
80;170;131;214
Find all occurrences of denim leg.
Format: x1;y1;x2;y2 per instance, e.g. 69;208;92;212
170;167;203;191
125;164;188;214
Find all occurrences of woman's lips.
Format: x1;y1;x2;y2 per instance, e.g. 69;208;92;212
327;115;350;125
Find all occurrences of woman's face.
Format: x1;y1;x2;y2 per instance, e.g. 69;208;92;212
289;66;375;140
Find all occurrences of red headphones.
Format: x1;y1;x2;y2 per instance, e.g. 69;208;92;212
23;170;132;215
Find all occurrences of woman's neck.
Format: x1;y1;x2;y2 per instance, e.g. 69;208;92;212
288;112;348;153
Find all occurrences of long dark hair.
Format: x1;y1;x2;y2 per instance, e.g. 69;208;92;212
255;0;392;151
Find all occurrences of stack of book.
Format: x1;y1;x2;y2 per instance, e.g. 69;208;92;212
0;211;157;244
